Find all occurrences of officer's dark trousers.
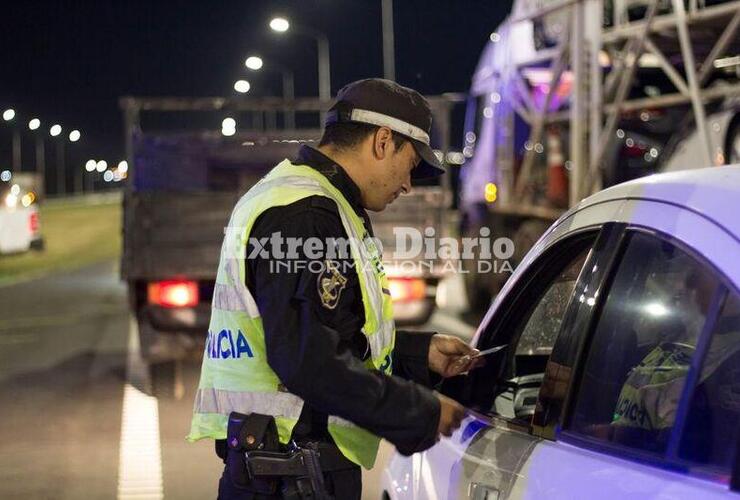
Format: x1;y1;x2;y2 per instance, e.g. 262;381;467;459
217;462;362;500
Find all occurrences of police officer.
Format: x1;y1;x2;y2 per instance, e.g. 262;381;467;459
188;78;480;499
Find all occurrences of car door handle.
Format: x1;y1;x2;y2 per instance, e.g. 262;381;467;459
469;482;500;500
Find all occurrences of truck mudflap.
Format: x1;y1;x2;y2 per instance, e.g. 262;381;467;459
136;313;204;364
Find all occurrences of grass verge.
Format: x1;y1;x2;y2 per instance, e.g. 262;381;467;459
0;200;121;285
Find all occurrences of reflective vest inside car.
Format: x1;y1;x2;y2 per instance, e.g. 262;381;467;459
187;160;396;469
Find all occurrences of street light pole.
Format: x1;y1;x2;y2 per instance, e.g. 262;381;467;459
316;34;331;102
68;130;82;194
282;69;295;129
56;139;65;196
381;0;396;81
74;159;84;194
3;109;20;172
28;118;46;195
270;18;331;123
245;55;297;128
12;129;21;171
50;124;64;196
35;135;45;191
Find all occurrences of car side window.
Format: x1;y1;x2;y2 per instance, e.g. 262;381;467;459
679;291;740;474
568;232;719;456
515;253;589;357
490;244;591;420
447;233;597;420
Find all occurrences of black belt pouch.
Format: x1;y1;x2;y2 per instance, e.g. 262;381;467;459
226;411;281;494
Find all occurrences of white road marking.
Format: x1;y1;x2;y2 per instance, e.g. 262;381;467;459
117;317;163;500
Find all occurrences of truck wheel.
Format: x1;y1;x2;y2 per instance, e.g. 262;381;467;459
148;360;183;400
136;315;193;363
462;226;493;314
462;260;491;314
416;298;436;326
29;238;45;252
136;315;161;362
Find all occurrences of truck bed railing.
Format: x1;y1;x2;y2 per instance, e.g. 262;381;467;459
476;0;740;215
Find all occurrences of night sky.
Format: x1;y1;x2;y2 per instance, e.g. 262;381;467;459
1;1;511;174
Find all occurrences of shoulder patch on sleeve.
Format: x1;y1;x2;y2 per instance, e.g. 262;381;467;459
317;260;348;309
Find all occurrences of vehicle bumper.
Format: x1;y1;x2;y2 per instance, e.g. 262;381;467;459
144;303;212;332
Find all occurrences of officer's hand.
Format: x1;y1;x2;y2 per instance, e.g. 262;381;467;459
428;334;484;378
436;393;465;438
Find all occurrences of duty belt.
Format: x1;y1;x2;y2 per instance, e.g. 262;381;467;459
247;441;356;475
224;412;357;499
245;441;355;500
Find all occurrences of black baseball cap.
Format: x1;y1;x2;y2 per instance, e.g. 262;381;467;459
325;78;445;179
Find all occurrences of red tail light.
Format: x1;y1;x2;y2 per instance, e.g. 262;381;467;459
29;211;39;233
388;278;426;303
623;141;648;157
148;280;199;308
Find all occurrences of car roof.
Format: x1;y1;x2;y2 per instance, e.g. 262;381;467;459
572;165;740;241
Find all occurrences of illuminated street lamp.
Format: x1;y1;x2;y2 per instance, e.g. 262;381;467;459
69;130;81;142
85;159;97;172
2;109;15;121
245;56;263;70
234;79;251;94
28;118;40;130
269;17;290;33
50;124;62;137
221;117;236;137
269;17;330;103
96;160;107;173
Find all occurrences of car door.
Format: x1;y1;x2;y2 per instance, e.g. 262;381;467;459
413;228;604;500
411;224;740;499
516;228;740;499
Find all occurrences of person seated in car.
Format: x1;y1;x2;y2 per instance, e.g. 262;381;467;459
606;269;740;451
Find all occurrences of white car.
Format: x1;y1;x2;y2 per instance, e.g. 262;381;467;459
383;166;740;499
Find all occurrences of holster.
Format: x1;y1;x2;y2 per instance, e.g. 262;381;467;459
224;412;351;499
225;412;281;495
247;444;332;500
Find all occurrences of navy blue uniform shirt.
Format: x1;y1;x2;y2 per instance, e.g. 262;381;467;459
244;145;440;455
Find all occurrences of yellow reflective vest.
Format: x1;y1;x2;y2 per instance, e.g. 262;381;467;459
188;160;395;469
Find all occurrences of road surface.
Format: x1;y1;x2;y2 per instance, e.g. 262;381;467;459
0;260;475;499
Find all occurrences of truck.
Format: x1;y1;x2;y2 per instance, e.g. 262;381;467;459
119;95;462;386
460;0;740;312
